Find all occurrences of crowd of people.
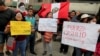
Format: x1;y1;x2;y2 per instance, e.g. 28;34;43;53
0;0;100;56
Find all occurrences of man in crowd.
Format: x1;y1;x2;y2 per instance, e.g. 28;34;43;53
0;1;15;56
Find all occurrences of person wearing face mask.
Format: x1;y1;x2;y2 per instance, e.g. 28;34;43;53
89;15;100;56
87;16;97;24
72;14;94;56
16;2;27;16
85;15;98;56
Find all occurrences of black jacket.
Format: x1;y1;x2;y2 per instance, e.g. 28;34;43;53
0;8;15;31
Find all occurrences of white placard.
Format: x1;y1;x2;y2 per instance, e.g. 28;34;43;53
62;21;100;52
38;18;57;32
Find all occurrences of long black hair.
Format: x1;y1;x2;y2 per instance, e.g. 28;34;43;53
18;2;25;8
87;15;97;23
12;12;25;21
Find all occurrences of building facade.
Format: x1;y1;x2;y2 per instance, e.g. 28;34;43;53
29;0;55;5
29;0;67;5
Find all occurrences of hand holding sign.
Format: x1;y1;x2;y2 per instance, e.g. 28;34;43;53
10;21;31;35
38;18;57;32
62;22;100;52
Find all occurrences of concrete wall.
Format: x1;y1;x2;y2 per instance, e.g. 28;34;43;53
29;0;52;5
29;0;100;14
69;3;100;14
5;0;100;14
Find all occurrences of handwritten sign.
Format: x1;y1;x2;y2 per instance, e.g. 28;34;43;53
62;22;100;52
10;21;31;35
38;18;57;32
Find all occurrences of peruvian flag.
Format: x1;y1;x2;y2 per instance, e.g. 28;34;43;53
38;2;70;19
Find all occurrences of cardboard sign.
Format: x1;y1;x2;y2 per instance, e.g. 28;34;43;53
38;18;57;32
62;22;100;52
10;21;31;35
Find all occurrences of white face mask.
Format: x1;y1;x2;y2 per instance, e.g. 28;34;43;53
90;22;96;24
19;6;25;12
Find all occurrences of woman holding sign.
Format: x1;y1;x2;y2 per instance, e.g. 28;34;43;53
4;12;29;56
40;12;53;56
73;14;97;56
88;15;100;56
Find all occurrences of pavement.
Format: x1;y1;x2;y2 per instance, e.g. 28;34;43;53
31;41;74;56
3;32;93;56
4;40;74;56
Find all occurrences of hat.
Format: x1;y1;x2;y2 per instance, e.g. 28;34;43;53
81;14;90;19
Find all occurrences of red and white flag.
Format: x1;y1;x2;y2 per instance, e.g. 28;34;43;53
38;2;70;19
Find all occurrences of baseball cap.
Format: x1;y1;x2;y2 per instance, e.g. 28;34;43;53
81;14;90;19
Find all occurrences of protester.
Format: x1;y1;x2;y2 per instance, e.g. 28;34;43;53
69;10;76;19
87;15;97;24
0;1;15;56
4;12;27;56
16;2;27;16
25;8;37;55
27;5;36;16
72;14;95;56
60;44;69;54
86;15;98;56
59;11;78;55
59;19;69;54
40;12;53;56
92;15;100;56
69;10;79;22
58;11;76;55
86;15;97;56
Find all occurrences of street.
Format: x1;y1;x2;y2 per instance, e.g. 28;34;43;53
4;40;74;56
26;41;73;56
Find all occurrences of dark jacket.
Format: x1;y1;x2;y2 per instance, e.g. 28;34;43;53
0;8;15;31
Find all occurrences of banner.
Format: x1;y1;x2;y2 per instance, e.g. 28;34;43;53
38;2;70;19
38;18;57;32
62;22;100;52
10;21;31;35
